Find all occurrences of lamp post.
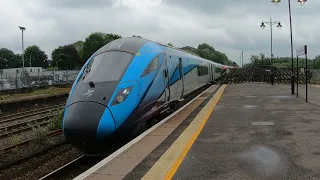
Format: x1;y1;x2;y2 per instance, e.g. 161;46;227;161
19;26;26;69
260;18;282;85
19;26;26;86
241;49;244;67
271;0;307;94
240;49;244;68
260;18;282;64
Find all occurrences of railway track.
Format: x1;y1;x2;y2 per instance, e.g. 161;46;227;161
0;129;63;155
0;103;64;124
0;115;55;138
39;156;103;180
0;104;64;138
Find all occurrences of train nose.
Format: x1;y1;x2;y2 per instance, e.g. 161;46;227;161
63;102;116;142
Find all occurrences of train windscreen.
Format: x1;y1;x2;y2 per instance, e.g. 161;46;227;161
81;51;133;82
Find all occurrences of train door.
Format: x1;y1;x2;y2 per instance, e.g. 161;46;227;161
209;63;212;82
213;64;216;80
211;64;214;82
178;58;184;99
163;54;170;104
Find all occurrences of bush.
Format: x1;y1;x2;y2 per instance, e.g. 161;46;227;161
32;123;48;144
47;108;64;131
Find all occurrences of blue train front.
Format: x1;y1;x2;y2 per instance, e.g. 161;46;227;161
62;37;168;155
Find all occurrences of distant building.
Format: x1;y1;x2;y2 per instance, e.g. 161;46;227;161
0;67;43;78
47;59;53;66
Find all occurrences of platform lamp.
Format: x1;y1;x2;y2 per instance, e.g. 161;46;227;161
260;18;282;85
19;26;26;86
271;0;307;94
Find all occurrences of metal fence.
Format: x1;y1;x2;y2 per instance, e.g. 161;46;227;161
310;69;320;83
0;70;80;90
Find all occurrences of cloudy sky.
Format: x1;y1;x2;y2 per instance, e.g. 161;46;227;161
0;0;318;65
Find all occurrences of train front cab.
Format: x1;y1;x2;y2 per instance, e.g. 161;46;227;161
62;50;142;154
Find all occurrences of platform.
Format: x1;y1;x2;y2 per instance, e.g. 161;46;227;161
75;83;320;180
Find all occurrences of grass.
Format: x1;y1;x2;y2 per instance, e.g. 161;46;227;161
47;109;64;132
32;123;48;144
0;87;70;101
310;77;320;84
25;108;64;144
11;135;20;146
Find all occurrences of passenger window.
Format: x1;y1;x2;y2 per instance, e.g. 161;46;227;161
141;56;159;77
197;65;209;76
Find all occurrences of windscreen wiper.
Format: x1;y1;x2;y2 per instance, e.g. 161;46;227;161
82;66;95;88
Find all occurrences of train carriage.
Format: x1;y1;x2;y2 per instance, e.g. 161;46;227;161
62;37;233;155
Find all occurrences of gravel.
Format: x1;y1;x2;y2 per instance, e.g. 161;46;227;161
0;137;82;180
0;134;65;167
0;110;56;128
0;124;53;150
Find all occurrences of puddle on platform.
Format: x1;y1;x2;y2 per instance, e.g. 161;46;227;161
244;105;258;109
237;145;286;175
270;95;294;99
251;121;275;126
245;96;257;98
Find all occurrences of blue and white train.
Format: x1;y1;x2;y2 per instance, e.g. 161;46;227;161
62;37;233;155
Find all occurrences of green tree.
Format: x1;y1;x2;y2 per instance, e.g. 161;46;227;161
82;32;105;62
312;55;320;69
51;44;82;70
0;48;22;69
72;40;84;60
197;43;215;52
167;43;173;47
82;32;122;62
195;43;232;65
24;45;48;68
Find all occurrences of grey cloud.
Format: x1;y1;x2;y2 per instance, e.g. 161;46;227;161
38;0;114;9
0;0;319;66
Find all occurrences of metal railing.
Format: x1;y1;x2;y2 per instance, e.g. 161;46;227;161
0;70;79;91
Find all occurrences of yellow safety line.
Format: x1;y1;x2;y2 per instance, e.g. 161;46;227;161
142;84;227;180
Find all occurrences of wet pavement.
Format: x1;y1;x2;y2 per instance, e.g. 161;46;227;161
173;83;320;180
275;83;320;107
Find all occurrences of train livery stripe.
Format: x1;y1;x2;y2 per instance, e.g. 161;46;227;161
96;107;116;139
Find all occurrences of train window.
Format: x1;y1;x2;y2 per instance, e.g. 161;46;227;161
197;66;201;76
80;51;133;82
197;65;208;76
141;56;159;77
215;67;222;73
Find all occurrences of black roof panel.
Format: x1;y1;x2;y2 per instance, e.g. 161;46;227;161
95;37;151;55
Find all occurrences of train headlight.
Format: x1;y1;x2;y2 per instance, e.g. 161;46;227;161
112;86;133;105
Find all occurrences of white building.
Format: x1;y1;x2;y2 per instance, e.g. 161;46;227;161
0;67;43;78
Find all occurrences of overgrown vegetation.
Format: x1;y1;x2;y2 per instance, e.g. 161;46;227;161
47;109;64;131
31;108;64;144
310;78;320;84
246;53;320;69
180;43;237;66
0;87;70;101
32;123;47;144
11;135;20;146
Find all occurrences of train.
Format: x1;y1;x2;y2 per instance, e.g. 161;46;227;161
62;37;234;155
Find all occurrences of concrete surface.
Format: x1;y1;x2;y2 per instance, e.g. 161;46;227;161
172;83;320;180
274;83;320;107
123;86;220;180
